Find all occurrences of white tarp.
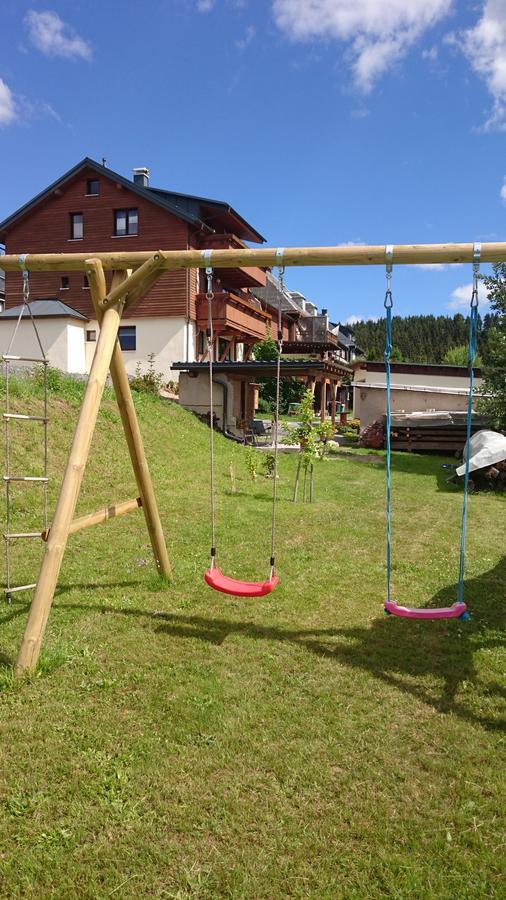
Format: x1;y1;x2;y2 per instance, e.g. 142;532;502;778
456;429;506;476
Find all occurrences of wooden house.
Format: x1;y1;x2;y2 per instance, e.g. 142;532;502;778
0;157;269;377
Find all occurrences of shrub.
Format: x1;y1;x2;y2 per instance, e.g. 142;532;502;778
129;354;163;394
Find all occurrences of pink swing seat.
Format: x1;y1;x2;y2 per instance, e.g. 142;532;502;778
384;600;468;620
205;567;279;598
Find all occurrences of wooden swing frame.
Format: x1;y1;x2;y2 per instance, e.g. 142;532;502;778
0;241;504;675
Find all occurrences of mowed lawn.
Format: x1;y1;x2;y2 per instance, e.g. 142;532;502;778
0;377;505;899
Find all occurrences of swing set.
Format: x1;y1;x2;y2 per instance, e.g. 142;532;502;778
0;240;498;676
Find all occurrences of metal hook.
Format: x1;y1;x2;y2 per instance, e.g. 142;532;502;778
471;242;481;309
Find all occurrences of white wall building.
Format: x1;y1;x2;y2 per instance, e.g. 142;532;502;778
0;300;88;373
0;301;196;380
353;361;483;429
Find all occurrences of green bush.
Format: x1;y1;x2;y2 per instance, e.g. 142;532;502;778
129;354;163;394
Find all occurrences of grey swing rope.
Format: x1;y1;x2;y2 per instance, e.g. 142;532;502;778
269;249;285;578
204;251;217;568
203;248;283;587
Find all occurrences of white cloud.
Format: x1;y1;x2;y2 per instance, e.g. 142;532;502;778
235;25;256;49
272;0;453;92
414;263;447;270
447;282;489;310
422;45;439;61
0;79;16;126
196;0;215;10
455;0;506;130
345;314;379;324
500;179;506;201
25;10;92;60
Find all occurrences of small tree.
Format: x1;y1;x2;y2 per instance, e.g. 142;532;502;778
284;390;334;501
478;264;506;430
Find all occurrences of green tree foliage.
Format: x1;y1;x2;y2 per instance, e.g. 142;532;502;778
478;263;506;430
253;329;305;414
443;345;483;367
352;313;493;364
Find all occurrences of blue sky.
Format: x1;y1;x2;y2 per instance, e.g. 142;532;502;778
1;0;505;324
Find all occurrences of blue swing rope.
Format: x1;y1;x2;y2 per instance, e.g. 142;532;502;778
383;243;480;612
457;243;480;605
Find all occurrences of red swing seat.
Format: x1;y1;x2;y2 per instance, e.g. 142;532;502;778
205;567;279;598
384;600;468;620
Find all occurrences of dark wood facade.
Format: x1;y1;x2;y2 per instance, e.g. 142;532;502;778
1;161;267;340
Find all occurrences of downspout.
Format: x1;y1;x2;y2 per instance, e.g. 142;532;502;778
212;376;243;443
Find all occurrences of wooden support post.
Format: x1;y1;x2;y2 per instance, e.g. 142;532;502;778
87;261;171;579
15;296;125;675
320;378;327;423
331;380;337;427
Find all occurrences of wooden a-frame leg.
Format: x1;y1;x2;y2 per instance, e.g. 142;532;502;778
15;299;125;675
87;262;171;579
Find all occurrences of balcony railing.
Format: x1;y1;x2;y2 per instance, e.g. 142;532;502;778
283;315;338;351
197;234;266;290
196;291;271;341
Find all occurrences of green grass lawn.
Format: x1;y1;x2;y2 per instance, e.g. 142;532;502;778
1;376;505;898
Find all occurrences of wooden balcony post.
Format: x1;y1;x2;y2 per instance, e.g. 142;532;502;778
331;380;337;427
320;378;327;423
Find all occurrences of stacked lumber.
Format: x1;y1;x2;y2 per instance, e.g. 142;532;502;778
387;412;486;453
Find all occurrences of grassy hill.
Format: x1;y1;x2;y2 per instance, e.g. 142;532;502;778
1;375;505;897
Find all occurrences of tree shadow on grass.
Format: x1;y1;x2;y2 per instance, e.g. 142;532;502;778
1;563;504;732
153;556;505;732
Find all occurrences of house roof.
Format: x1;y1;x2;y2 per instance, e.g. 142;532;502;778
0;299;89;321
171;359;352;377
355;360;482;378
0;157;265;244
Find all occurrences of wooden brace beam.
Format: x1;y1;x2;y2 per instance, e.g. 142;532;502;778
41;497;142;541
102;252;166;308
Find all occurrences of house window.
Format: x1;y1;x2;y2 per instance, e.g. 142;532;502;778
60;276;69;290
114;208;138;236
70;213;83;240
118;325;136;351
86;179;99;196
86;330;96;342
83;275;89;289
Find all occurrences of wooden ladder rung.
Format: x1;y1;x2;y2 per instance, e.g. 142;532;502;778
3;476;49;482
5;583;37;595
2;355;49;364
3;532;44;540
3;413;48;422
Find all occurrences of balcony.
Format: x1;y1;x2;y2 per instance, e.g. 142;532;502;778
196;291;271;341
282;316;338;353
197;233;267;290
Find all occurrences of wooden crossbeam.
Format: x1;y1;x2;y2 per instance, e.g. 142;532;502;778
0;242;505;273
